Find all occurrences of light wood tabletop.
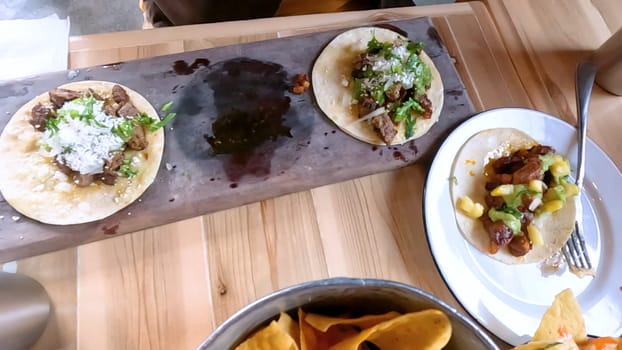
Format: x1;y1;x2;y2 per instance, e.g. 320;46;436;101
3;1;621;349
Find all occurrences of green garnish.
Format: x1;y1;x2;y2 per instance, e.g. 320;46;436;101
449;176;458;185
407;41;424;54
112;120;136;142
149;112;176;131
366;35;395;58
135;111;176;132
119;158;137;178
353;35;432;140
488;207;522;235
406;53;432;97
161;101;173;112
393;97;424;138
501;184;539;209
45;117;60;135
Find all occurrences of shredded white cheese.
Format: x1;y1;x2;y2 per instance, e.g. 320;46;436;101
41;99;126;175
360;39;418;91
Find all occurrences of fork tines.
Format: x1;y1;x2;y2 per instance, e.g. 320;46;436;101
562;223;595;277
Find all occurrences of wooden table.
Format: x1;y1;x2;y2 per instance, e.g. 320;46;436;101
4;1;621;349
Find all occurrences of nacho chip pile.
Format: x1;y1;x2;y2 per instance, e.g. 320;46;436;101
234;308;452;350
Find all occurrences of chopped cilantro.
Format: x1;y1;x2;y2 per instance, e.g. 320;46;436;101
112;120;136;142
135;112;157;127
119;158;137;178
449;176;458;185
405;53;432;97
371;88;385;106
149;112;176;131
407;41;424;55
135;111;176;132
161;101;173;112
393;97;424;138
404;115;416;139
45;117;60;135
394;98;424;122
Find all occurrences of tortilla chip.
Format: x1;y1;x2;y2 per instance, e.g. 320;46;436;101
299;309;361;350
533;289;587;343
304;311;401;332
277;312;301;347
329;309;452;350
235;318;299;350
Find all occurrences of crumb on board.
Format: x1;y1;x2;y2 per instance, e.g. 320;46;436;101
291;73;310;94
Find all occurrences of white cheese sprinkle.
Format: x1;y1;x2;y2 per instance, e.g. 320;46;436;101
41;99;126;175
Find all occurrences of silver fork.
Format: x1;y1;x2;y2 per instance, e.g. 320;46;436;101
562;62;596;277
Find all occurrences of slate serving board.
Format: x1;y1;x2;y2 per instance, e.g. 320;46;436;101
0;17;474;262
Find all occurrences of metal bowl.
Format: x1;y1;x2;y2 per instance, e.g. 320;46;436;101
197;277;500;350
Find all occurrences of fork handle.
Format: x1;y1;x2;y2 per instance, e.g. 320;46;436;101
575;62;596;188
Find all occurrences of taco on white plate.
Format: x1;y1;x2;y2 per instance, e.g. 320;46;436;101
451;128;578;264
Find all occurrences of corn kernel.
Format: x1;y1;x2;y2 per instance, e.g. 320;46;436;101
550;161;570;177
527;224;544;246
470;203;485;218
542;199;563;213
528;180;545;193
563;182;579;197
491;184;514;196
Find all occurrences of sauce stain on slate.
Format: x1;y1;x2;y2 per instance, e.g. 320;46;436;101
173;58;210;75
174;57;313;183
102;224;119;235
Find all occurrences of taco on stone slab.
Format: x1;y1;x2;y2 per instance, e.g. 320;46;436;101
312;26;444;146
0;81;166;225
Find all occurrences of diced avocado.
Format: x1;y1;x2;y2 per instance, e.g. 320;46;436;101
488;208;522;235
502;184;528;208
539;153;555;173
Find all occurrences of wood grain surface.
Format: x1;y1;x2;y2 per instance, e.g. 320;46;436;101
2;1;621;349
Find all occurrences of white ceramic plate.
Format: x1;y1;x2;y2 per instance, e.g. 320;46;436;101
424;108;622;345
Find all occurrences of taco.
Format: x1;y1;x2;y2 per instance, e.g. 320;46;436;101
0;81;167;225
312;27;444;146
450;128;578;264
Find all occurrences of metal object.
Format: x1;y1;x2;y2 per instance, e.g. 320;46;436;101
562;62;596;276
591;28;622;95
0;272;50;350
197;277;500;350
